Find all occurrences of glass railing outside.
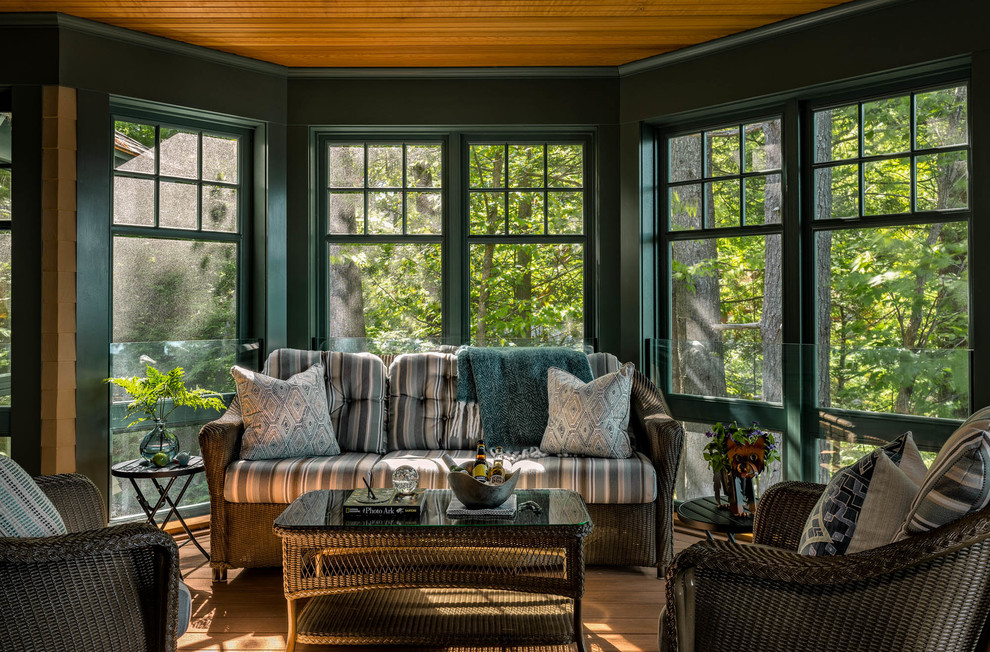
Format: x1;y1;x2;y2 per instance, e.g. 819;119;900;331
109;339;262;522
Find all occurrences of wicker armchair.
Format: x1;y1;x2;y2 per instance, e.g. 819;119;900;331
0;473;182;652
660;480;990;652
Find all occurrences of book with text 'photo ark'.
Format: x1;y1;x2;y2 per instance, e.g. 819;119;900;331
343;488;424;521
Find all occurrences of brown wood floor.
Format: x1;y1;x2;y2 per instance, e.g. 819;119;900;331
177;526;709;652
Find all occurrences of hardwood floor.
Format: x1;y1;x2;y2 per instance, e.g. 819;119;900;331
177;525;709;652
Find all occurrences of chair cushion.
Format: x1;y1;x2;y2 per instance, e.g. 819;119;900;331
895;406;990;540
177;581;192;638
799;432;926;556
224;453;381;503
233;363;341;461
540;363;634;459
371;450;451;488
0;456;67;537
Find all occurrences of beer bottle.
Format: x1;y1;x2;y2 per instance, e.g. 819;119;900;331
472;440;489;481
489;446;506;485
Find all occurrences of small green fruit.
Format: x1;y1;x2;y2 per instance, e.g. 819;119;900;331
151;452;170;467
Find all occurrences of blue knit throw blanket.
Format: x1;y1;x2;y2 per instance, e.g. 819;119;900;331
456;346;593;450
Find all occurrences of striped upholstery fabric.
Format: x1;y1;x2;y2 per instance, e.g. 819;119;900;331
370;450;451;488
224;453;381;503
323;352;388;453
0;456;67;537
388;353;458;451
588;352;622;377
262;349;387;454
896;406;990;539
511;451;656;504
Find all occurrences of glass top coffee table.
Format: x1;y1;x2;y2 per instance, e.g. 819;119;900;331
274;488;593;651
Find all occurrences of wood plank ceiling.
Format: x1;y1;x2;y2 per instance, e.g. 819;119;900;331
0;1;854;68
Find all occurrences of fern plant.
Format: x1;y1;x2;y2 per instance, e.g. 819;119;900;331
106;365;226;427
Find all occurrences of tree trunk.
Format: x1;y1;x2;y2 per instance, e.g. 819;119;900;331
761;121;783;403
328;151;366;338
815;112;833;409
473;154;504;344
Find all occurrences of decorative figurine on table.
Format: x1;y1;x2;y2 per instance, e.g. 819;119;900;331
704;421;780;517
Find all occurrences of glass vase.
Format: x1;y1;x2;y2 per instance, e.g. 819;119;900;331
139;419;180;464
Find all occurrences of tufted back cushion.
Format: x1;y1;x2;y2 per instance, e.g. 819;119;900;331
263;349;387;453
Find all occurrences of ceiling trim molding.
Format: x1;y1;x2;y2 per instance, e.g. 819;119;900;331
0;12;287;77
618;0;912;77
288;67;618;80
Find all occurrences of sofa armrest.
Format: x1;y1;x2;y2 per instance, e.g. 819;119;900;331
663;513;990;652
630;370;684;571
752;480;826;551
34;472;107;532
0;523;181;652
199;396;244;571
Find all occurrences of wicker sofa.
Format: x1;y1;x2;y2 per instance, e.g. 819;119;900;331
660;480;990;652
0;473;183;651
200;348;684;581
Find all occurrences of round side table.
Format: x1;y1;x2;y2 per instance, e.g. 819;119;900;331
676;496;755;543
111;456;210;562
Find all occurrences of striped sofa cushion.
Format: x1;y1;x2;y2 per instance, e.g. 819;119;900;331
224;453;381;503
262;349;387;454
388;353;458;451
895;406;990;539
371;450;450;488
0;456;67;537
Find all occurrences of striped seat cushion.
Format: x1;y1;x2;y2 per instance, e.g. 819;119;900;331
0;456;67;537
224;453;382;503
376;450;657;504
263;349;387;454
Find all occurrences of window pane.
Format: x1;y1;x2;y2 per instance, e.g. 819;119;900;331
368;145;402;188
509;144;544;188
508;192;544;234
669;133;702;182
470;243;583;345
328;145;364;188
112;237;237;342
744;174;782;225
159;128;198;179
706;179;740;228
863;157;910;215
814;105;858;163
367;191;402;234
818;223;968;419
328;243;442;340
705;127;740;177
744;120;782;172
547;144;583;188
470;192;504;235
202;185;237;232
469;144;505;188
916;86;968;149
814;164;859;219
0;232;9;407
670;234;781;402
916;151;968;211
113;176;155;226
328;192;364;234
406;191;441;234
548;191;582;234
114;121;155;173
160;181;198;230
862;96;910;157
0;168;10;221
0;112;11;165
406;145;441;188
669;184;701;231
202;134;239;184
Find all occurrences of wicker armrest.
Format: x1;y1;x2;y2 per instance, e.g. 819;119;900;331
34;472;107;532
630;370;684;571
0;523;180;652
752;480;826;550
663;509;990;652
199;397;244;499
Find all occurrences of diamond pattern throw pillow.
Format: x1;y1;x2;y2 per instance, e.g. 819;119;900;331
232;363;341;461
539;363;634;459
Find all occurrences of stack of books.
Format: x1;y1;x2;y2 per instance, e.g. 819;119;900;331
342;488;424;521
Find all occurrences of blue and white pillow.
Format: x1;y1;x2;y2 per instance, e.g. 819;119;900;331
0;456;67;538
799;432;926;556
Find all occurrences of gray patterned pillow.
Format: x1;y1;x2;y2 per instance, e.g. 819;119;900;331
232;363;341;461
540;363;634;459
0;456;67;538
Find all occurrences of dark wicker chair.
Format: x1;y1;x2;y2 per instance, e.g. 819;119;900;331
660;480;990;652
0;473;182;652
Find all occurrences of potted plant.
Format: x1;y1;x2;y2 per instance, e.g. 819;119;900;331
703;421;780;517
106;365;226;467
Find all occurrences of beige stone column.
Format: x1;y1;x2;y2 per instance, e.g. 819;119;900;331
40;86;76;475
